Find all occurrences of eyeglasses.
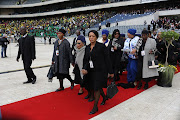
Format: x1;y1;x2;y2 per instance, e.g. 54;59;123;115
76;43;81;45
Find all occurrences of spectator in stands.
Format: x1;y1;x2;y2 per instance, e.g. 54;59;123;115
52;29;74;92
98;29;110;47
73;35;86;95
1;34;9;58
82;30;113;115
108;29;124;81
136;30;159;90
118;29;139;89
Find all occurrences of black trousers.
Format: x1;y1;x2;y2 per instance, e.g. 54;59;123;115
23;59;36;80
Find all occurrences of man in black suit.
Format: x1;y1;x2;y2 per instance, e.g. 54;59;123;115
16;27;36;84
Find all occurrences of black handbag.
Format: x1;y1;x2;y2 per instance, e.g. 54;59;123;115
107;77;119;99
47;64;55;82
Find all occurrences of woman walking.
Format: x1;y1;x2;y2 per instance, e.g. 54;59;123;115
73;35;86;95
82;30;114;115
136;30;159;90
52;29;74;92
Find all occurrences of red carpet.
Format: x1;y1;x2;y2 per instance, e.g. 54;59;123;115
1;65;180;120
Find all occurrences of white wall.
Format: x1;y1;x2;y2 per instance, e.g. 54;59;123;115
101;9;180;27
158;9;180;16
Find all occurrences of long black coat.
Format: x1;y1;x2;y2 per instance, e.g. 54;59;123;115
17;35;36;61
108;37;124;71
156;39;166;63
168;40;179;65
83;42;113;91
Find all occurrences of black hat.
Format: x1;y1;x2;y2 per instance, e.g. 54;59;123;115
58;29;66;35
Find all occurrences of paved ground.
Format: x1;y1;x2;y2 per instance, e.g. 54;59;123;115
0;41;180;120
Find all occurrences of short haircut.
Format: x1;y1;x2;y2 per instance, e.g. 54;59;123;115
142;30;149;35
88;30;99;38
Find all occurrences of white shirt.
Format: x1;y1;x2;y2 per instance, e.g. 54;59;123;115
98;39;110;47
23;33;28;38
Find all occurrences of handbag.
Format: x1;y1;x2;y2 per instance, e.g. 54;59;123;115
47;64;56;82
107;77;119;99
148;60;159;68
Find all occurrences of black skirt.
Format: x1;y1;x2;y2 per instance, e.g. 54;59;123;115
84;68;107;91
56;73;71;80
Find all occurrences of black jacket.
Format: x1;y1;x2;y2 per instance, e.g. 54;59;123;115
83;42;113;90
0;37;9;47
83;42;113;74
17;35;36;60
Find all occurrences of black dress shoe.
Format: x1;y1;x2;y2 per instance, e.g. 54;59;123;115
84;95;90;99
23;81;32;84
32;77;36;84
55;87;64;92
71;81;74;90
89;107;98;115
78;92;84;95
143;83;149;90
88;98;94;102
101;96;108;105
137;82;142;90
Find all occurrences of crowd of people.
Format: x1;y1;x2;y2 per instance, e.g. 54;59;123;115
0;11;114;37
3;24;178;115
151;17;180;31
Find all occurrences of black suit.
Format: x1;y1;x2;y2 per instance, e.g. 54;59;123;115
17;35;36;81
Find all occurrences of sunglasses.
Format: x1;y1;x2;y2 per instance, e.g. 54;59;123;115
76;43;81;45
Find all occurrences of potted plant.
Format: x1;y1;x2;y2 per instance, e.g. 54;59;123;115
157;31;179;87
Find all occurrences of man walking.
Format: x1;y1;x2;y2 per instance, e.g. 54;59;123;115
16;27;36;84
1;34;9;58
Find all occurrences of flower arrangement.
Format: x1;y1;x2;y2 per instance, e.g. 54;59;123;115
158;64;178;73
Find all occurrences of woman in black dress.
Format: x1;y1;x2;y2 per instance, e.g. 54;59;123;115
82;30;114;115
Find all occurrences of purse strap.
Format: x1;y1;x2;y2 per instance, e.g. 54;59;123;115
107;77;114;86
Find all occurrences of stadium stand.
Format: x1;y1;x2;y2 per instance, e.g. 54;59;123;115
0;0;19;5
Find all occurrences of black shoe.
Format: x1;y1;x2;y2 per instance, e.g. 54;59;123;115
88;98;94;102
101;96;108;105
137;82;142;90
118;83;129;89
78;91;84;95
32;77;36;84
129;82;135;88
89;107;98;115
143;83;149;90
84;95;90;99
55;87;64;92
71;81;74;90
23;81;32;84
